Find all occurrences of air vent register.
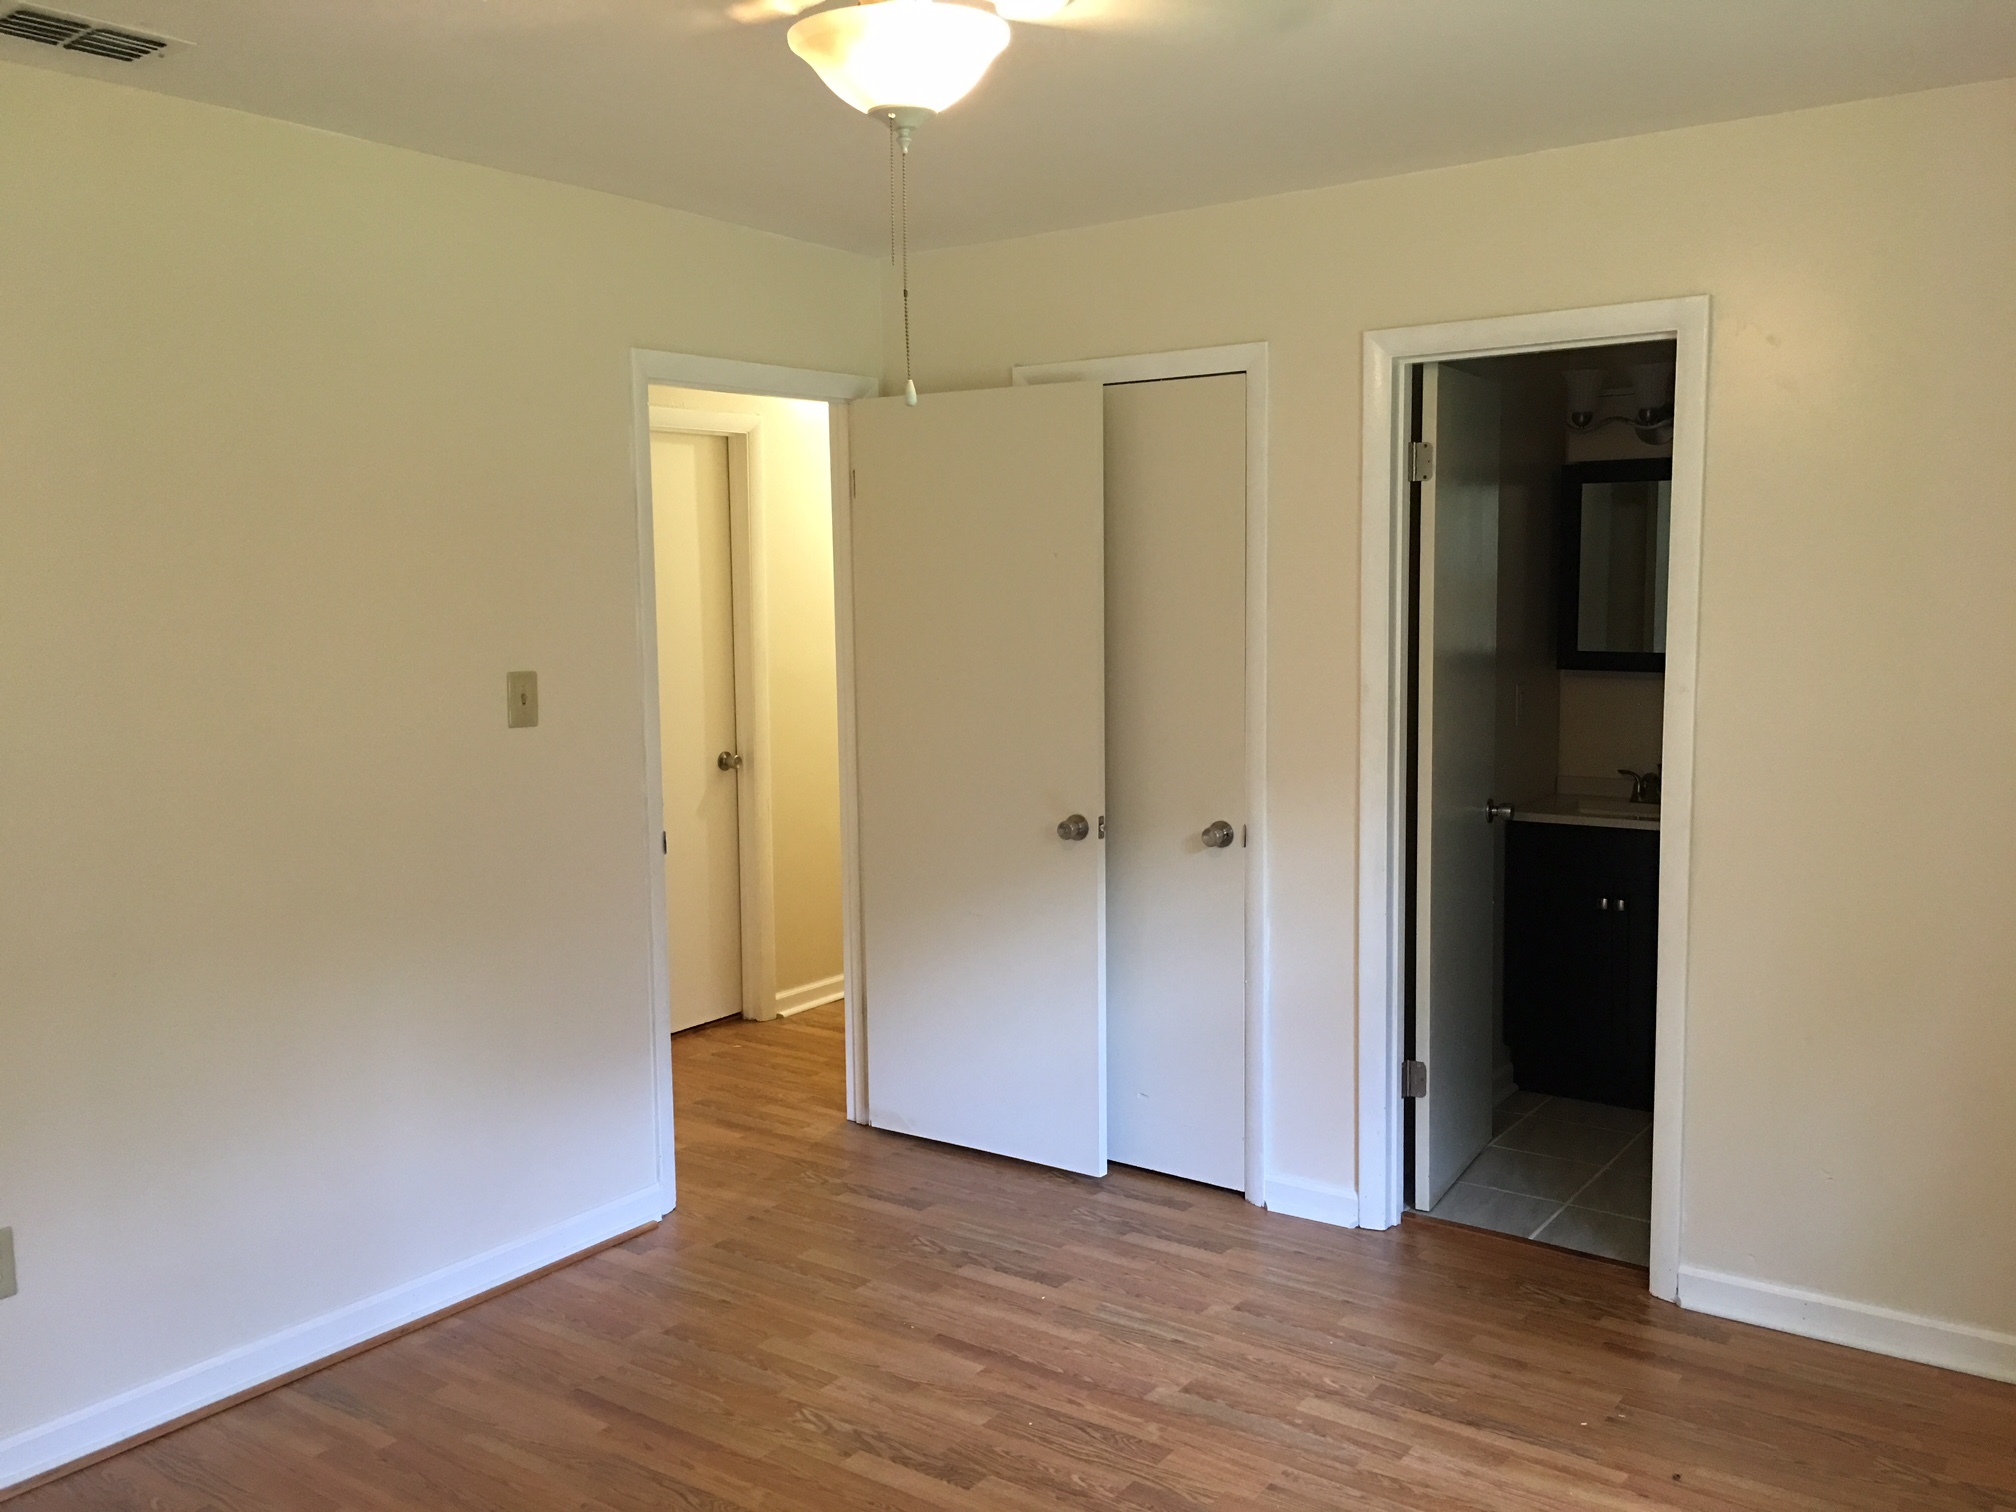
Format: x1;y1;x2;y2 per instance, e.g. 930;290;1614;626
0;6;169;61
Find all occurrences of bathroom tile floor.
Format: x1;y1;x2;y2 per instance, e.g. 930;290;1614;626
1425;1092;1652;1265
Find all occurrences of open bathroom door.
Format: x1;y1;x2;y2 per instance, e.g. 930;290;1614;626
847;382;1109;1177
1413;362;1502;1210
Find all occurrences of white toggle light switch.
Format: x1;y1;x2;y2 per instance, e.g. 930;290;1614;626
506;671;539;728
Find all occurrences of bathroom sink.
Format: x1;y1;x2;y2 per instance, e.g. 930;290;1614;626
1576;798;1659;820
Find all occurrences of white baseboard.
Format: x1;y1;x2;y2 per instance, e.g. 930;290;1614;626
1678;1264;2016;1385
0;1185;669;1494
1264;1176;1361;1229
775;973;845;1017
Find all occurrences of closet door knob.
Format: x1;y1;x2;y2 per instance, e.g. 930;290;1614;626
1057;814;1090;841
717;751;742;771
1201;820;1236;849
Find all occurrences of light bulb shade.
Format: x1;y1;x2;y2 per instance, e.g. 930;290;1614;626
991;0;1072;17
1630;361;1674;416
1564;367;1604;423
788;0;1011;117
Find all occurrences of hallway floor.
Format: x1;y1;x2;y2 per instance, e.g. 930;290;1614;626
1426;1092;1653;1265
20;1005;2013;1510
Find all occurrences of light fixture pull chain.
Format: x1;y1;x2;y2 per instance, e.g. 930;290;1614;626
900;125;916;406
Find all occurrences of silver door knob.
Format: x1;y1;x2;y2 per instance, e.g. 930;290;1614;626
717;751;742;771
1202;820;1236;849
1486;800;1514;823
1057;814;1090;841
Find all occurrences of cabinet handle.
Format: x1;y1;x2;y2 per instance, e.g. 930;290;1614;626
1599;897;1610;910
1616;898;1627;912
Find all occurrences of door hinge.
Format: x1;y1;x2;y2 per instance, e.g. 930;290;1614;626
1407;441;1435;482
1401;1060;1428;1098
848;469;857;501
662;831;668;854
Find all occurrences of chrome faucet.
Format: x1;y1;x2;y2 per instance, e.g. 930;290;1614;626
1619;767;1662;805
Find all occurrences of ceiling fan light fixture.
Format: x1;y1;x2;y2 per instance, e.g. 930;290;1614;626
990;0;1073;18
788;0;1011;120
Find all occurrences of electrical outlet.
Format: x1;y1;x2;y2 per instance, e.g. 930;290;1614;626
0;1228;16;1300
506;670;538;729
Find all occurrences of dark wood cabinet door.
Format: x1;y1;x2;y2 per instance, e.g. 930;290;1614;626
1504;822;1658;1109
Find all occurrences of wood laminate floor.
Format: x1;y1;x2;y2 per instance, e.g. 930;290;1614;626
19;1005;2014;1510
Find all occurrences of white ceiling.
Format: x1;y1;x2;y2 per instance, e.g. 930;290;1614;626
9;0;2016;253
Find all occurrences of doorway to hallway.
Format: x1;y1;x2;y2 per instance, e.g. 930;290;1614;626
646;388;849;1037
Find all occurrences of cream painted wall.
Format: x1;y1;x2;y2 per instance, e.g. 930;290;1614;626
1558;672;1665;788
649;387;844;1004
0;59;877;1461
897;79;2016;1343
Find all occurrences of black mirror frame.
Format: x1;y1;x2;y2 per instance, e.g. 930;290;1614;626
1558;457;1673;673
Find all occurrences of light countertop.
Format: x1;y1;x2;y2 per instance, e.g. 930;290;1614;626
1508;794;1660;832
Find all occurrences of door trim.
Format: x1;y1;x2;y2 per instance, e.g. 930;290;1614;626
630;351;877;1198
1012;344;1272;1208
1355;299;1710;1301
646;406;773;1028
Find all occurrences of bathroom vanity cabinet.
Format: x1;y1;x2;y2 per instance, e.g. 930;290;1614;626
1504;817;1658;1109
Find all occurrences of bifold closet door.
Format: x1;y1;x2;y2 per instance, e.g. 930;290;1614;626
1104;374;1249;1191
848;382;1109;1177
1413;362;1502;1209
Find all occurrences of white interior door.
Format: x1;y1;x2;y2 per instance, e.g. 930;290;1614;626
1414;363;1501;1208
1105;374;1248;1190
849;382;1108;1176
652;431;745;1034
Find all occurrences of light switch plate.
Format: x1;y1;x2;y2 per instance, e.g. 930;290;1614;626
0;1228;16;1300
506;671;538;729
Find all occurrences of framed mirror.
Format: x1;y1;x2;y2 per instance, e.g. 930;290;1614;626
1558;458;1671;673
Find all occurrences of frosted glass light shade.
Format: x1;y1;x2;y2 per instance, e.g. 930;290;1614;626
788;0;1011;117
1630;361;1675;417
1564;367;1604;424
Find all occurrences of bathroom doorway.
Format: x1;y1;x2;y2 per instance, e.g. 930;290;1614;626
1356;298;1709;1303
1406;341;1676;1265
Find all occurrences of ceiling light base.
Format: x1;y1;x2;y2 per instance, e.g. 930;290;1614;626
877;104;934;151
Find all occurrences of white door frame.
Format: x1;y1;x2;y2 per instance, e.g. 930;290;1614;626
1355;299;1709;1300
1012;344;1272;1207
629;350;878;1193
646;404;776;1027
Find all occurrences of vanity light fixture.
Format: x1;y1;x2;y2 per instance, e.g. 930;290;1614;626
1564;362;1675;445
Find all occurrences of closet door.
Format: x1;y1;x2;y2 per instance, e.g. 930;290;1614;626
848;383;1108;1177
1104;374;1249;1190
